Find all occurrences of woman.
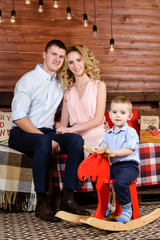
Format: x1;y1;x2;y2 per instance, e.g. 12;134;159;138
56;45;116;214
56;44;107;158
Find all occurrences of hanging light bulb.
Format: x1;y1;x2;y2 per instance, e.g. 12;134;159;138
11;9;16;23
109;0;114;52
67;7;72;20
11;0;16;23
93;25;97;38
66;0;72;20
25;0;31;4
93;0;97;37
0;10;2;23
83;13;88;27
83;0;88;27
53;0;58;8
109;38;114;52
38;0;43;12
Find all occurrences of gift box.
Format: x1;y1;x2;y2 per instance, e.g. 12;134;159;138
140;130;160;143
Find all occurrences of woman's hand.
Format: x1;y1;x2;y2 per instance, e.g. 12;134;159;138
56;126;72;134
54;121;61;129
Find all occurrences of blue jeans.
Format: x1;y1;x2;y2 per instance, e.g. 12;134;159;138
9;127;84;193
110;161;139;205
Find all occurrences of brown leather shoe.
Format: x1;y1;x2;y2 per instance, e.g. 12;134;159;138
35;200;61;222
60;199;91;216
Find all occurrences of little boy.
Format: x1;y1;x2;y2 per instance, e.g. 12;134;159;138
99;96;140;223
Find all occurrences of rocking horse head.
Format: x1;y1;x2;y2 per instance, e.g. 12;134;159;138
77;145;111;183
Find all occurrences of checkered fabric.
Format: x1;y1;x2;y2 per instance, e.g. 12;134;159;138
0;145;34;193
53;143;160;190
52;154;93;192
0;143;160;210
0;144;36;211
137;143;160;186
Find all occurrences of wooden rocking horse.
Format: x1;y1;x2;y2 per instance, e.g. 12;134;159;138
56;145;160;231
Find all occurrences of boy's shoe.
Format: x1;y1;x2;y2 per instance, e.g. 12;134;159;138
104;202;112;217
117;203;132;223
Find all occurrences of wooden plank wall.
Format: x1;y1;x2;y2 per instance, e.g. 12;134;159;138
0;0;160;95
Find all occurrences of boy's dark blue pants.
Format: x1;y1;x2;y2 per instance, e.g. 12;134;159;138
110;161;139;205
9;127;84;193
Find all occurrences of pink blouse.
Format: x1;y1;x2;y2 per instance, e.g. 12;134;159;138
66;80;106;138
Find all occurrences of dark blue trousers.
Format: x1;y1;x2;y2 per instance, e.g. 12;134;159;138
9;127;84;193
110;161;139;205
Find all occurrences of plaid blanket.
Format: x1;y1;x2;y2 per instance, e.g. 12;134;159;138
0;144;36;211
0;143;160;211
0;144;92;211
137;143;160;186
52;154;93;192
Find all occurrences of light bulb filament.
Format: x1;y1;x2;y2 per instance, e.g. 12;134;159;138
67;13;72;20
83;19;88;27
67;7;72;20
25;0;31;4
11;15;15;23
110;44;114;51
38;5;43;12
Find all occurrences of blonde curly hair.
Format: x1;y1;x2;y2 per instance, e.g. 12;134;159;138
59;45;100;91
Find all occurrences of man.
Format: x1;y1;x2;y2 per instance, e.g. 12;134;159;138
9;40;90;222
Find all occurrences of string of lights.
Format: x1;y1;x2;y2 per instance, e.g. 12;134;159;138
0;0;115;50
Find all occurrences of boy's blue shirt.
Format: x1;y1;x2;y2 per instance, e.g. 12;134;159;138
99;123;140;165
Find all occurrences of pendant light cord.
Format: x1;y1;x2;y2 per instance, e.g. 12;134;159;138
94;0;96;25
111;0;113;38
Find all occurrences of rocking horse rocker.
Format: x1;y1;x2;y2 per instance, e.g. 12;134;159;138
56;145;160;231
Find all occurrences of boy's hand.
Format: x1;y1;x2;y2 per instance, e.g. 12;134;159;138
83;144;107;154
96;145;107;154
84;144;115;157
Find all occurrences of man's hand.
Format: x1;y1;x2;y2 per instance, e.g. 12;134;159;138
51;140;61;154
104;120;109;132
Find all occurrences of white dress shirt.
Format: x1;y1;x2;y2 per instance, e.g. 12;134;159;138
12;64;64;129
99;123;140;165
